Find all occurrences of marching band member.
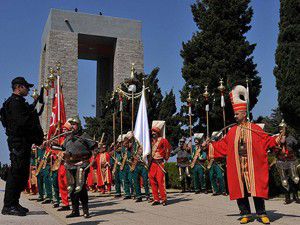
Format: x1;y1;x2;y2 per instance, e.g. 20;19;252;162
203;85;285;224
148;120;171;206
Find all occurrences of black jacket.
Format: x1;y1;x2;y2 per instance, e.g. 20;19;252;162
2;93;43;146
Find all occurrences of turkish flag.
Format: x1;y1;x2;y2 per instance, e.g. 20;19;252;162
47;76;66;140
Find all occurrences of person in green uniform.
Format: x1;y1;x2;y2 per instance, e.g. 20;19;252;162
36;144;46;201
190;133;207;194
208;158;226;196
41;151;53;204
50;153;60;208
111;138;123;198
120;134;134;199
131;142;150;202
208;131;226;196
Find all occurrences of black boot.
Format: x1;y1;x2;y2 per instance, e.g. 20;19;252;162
293;192;300;204
66;210;80;218
284;192;292;204
17;203;29;213
2;206;26;216
82;205;89;218
181;180;186;193
135;197;143;202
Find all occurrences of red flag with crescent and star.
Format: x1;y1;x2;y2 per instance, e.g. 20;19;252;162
47;76;66;141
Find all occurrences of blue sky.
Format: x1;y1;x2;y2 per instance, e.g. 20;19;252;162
0;0;280;163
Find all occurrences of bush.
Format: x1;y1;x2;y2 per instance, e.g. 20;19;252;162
165;162;181;189
165;158;298;197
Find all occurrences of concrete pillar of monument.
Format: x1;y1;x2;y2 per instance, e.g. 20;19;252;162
40;30;78;131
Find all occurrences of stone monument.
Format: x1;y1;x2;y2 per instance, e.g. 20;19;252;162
39;9;144;130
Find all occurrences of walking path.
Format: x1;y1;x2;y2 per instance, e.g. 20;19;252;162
1;180;299;225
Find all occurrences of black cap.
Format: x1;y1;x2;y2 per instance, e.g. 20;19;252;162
11;77;34;88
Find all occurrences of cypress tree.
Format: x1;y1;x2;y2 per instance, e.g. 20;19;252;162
158;90;182;147
274;0;300;132
180;0;261;134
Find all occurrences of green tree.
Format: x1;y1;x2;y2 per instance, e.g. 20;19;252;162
84;68;167;145
255;107;299;143
274;0;300;133
158;90;182;147
180;0;261;134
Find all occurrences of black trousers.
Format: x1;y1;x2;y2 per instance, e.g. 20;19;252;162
236;184;266;216
179;167;191;191
4;146;31;207
285;178;299;200
69;169;89;211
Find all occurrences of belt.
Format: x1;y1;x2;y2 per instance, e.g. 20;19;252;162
152;159;164;164
67;154;90;163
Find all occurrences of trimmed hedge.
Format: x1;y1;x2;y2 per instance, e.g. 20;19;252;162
165;158;299;197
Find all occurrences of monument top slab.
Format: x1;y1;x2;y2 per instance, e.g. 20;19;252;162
42;8;142;47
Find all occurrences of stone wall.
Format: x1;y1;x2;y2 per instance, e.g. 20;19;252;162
40;30;78;131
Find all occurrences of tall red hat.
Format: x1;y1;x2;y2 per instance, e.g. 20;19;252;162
229;85;248;113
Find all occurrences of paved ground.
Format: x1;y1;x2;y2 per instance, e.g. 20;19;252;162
1;180;300;225
0;181;63;225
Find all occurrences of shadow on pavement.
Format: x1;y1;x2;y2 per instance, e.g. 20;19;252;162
267;210;300;222
88;200;119;209
166;197;192;205
68;220;108;225
227;210;300;223
89;208;134;217
27;210;48;215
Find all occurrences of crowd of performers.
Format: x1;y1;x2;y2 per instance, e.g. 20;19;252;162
23;85;300;224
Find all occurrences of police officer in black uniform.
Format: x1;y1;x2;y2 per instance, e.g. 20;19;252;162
1;77;44;216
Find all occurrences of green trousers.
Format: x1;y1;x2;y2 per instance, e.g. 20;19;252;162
42;165;53;200
132;164;150;198
209;162;225;193
51;170;60;203
193;164;206;192
121;165;133;197
114;168;122;195
37;173;44;199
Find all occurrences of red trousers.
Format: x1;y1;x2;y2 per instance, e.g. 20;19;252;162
58;164;69;206
149;162;167;202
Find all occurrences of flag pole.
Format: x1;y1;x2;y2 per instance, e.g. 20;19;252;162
246;77;250;122
203;85;210;138
187;92;193;141
119;92;124;149
218;78;226;129
56;62;62;131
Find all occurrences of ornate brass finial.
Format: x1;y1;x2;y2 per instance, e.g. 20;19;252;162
203;85;210;99
56;61;62;76
130;63;135;80
187;92;192;103
218;78;226;93
48;67;56;82
44;80;51;90
279;119;287;128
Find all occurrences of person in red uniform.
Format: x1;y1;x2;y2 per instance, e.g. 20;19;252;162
52;121;72;211
202;85;284;224
148;120;171;206
87;154;98;192
97;144;112;194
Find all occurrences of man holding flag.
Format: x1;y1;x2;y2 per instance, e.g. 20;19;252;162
133;85;152;203
46;74;67;208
